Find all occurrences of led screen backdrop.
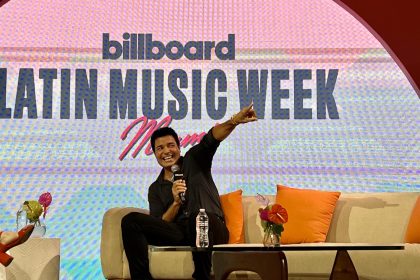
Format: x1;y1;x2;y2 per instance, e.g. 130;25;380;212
1;0;419;279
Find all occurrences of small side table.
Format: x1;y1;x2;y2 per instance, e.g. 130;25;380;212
1;238;60;280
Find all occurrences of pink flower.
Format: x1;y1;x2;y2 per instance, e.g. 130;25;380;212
38;192;52;207
259;208;270;221
38;192;52;218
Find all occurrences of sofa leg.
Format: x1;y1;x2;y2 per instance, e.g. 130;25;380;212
330;250;359;280
213;251;288;280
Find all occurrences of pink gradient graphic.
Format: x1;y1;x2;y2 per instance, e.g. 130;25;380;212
0;0;382;49
0;1;418;279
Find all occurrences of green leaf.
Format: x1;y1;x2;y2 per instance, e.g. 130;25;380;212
261;220;268;230
272;224;284;235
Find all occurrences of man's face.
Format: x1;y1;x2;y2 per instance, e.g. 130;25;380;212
153;135;181;169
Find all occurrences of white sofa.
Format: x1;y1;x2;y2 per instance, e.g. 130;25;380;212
101;192;420;280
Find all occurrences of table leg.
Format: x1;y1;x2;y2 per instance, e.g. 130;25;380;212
329;250;359;280
213;251;288;280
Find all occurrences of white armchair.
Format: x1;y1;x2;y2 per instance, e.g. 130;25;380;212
100;207;149;280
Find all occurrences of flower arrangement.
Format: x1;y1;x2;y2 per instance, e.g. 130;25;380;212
256;193;288;246
22;192;53;223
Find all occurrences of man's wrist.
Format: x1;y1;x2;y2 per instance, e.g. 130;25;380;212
230;114;239;126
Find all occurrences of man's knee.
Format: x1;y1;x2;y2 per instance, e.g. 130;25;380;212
121;212;142;232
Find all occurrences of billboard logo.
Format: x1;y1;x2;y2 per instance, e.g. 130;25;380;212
103;33;235;61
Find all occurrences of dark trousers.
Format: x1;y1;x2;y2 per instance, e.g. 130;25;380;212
121;211;229;280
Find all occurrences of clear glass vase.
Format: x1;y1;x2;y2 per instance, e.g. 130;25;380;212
262;225;281;247
30;218;47;238
16;206;28;231
16;206;47;237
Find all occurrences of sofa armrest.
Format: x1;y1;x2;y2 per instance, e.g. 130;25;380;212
101;207;149;279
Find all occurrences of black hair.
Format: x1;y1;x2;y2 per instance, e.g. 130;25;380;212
150;127;180;153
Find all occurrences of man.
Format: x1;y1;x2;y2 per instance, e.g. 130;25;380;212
121;103;257;280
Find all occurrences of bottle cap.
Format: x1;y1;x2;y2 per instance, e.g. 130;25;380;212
199;208;205;212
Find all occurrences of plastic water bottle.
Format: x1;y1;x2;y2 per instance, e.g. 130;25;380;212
196;209;209;248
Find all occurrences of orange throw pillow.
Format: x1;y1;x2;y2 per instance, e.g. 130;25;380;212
220;189;245;244
405;196;420;243
276;185;341;244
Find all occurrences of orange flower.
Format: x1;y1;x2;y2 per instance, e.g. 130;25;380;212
268;204;288;224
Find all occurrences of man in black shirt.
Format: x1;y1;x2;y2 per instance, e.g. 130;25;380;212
121;104;257;280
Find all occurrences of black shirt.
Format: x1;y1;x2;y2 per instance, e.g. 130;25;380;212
148;128;224;223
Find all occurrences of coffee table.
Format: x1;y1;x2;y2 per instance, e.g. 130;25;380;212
150;243;404;280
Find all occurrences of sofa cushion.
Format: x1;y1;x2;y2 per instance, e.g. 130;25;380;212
405;196;420;243
327;192;419;243
220;189;245;243
276;185;341;244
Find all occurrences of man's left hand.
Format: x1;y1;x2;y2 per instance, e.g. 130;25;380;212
232;103;258;125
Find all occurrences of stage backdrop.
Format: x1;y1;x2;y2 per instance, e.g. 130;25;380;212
1;0;419;279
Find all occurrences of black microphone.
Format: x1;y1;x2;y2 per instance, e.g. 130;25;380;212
171;164;186;204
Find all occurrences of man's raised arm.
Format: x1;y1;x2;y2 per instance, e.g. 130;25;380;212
212;103;258;141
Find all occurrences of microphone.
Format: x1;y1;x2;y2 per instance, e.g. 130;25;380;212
171;164;186;204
